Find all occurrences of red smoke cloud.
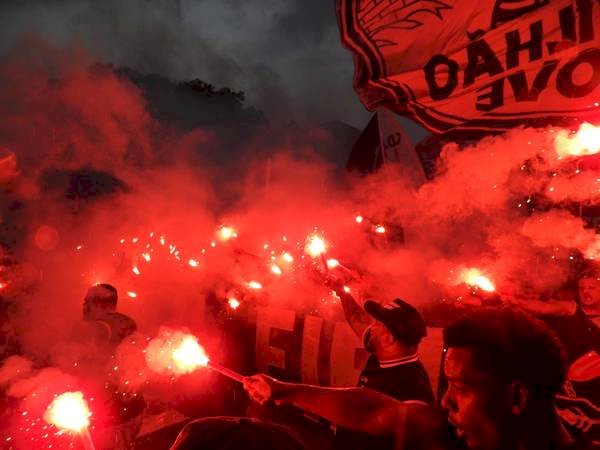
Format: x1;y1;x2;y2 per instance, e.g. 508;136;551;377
1;41;599;445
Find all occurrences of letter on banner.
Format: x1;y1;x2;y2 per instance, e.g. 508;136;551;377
330;322;364;386
255;307;296;373
301;315;323;384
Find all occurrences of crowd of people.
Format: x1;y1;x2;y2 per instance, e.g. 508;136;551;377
172;275;599;450
1;271;599;449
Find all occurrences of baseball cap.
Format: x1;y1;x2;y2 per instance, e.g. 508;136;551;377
170;416;305;450
364;298;427;346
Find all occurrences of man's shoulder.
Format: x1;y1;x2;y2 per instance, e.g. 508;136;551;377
96;312;137;342
99;311;136;327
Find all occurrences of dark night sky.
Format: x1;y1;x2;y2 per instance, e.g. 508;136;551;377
0;0;375;129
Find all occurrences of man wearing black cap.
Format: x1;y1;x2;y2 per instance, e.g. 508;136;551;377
328;286;434;449
332;282;434;404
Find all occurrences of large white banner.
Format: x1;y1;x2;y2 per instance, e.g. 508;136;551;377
337;0;600;134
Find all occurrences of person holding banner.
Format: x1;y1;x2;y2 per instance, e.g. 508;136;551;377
244;308;598;450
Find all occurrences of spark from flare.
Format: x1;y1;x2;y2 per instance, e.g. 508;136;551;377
355;215;363;223
132;266;140;276
555;123;600;157
247;281;262;290
282;252;294;263
188;259;199;268
127;291;137;298
44;392;91;433
218;226;237;241
271;264;282;275
326;259;340;269
228;298;241;310
375;225;386;234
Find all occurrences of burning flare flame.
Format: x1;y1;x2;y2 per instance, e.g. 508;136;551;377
305;235;327;257
462;268;496;292
145;330;210;375
555;123;600;157
44;392;91;433
172;336;210;373
218;226;237;241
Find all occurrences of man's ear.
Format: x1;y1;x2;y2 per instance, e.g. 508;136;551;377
508;381;528;415
381;329;397;347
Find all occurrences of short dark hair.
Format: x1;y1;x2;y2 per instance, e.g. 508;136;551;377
443;308;567;400
85;283;118;309
170;416;305;450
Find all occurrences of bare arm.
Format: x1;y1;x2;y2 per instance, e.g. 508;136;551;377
244;374;402;436
503;297;576;315
244;375;452;449
326;278;372;338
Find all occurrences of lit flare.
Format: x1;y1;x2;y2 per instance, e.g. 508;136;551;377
44;392;91;433
462;268;496;292
555;123;600;157
305;235;327;257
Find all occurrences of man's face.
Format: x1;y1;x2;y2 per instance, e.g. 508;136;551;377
441;348;511;450
364;321;395;355
578;277;600;308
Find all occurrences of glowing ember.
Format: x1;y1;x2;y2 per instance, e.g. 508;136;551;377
326;259;340;269
0;282;6;290
343;285;351;293
305;235;327;257
355;215;364;223
127;291;137;298
218;226;237;241
76;245;82;250
132;266;141;276
228;298;241;310
375;225;386;234
282;252;294;263
172;336;210;373
188;259;199;268
44;392;91;433
462;268;496;292
248;281;262;290
555;123;600;157
142;253;151;262
271;264;282;275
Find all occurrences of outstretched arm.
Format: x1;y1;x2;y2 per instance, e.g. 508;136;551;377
502;296;576;316
243;375;451;450
243;374;402;435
